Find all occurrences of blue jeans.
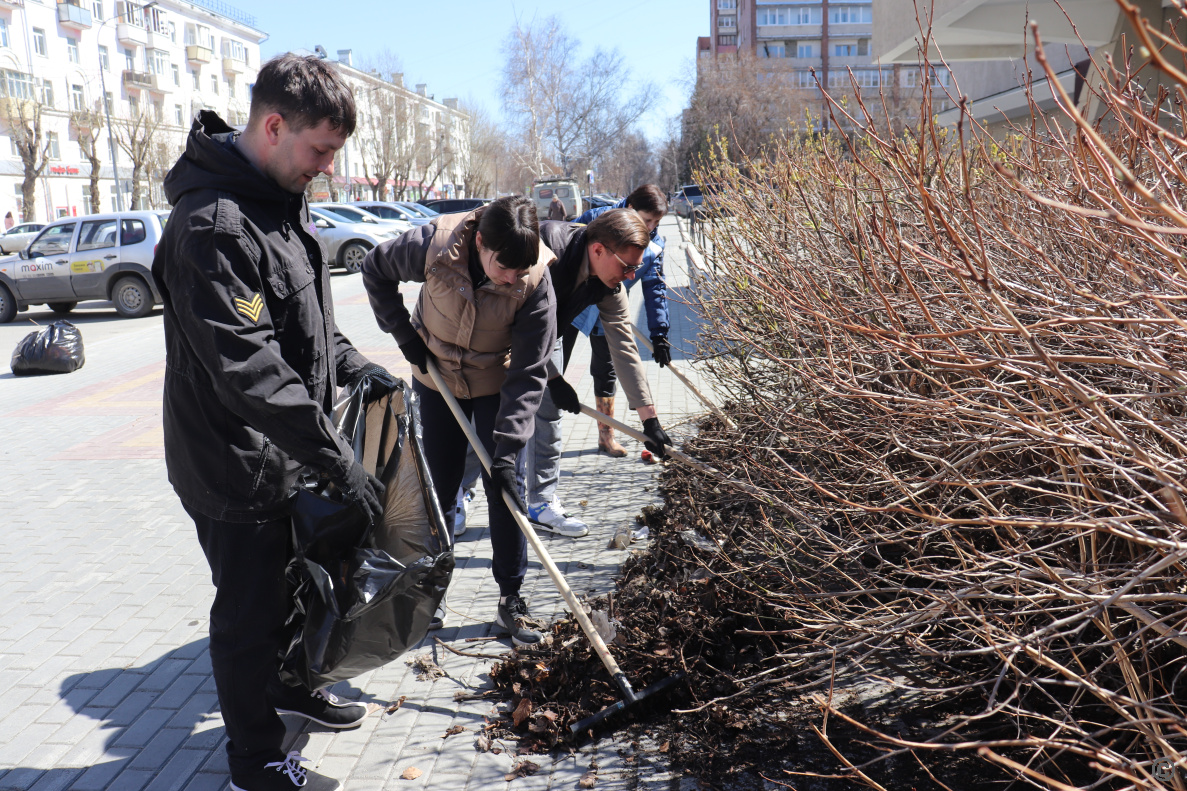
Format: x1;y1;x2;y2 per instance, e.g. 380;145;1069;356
527;338;565;507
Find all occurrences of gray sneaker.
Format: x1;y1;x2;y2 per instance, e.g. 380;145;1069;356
527;501;589;538
496;594;544;647
230;751;341;790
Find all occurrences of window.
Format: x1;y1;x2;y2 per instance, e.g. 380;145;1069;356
77;218;119;250
717;0;736;7
32;28;46;57
797;41;817;58
191;70;199;90
222;38;246;62
0;19;8;49
794;6;822;24
98;45;109;70
104;91;113;112
124;48;134;72
834;43;857;56
758;6;787;25
168;21;176;42
760;43;786;58
128;94;139;116
45;132;60;160
174;104;183;125
37;78;53;108
227;77;235;98
718;15;736;28
211;74;218;94
150;48;169;76
67;37;79;64
184;23;213;49
171;64;179;86
28;224;76;257
797;70;818;89
830;5;873;24
717;34;736;46
92;0;103;19
121;219;146;245
153;100;162;120
902;66;950;88
70;84;84;111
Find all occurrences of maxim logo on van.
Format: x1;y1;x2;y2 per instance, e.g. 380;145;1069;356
19;262;54;274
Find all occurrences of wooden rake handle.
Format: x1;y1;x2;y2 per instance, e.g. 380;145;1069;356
630;325;736;430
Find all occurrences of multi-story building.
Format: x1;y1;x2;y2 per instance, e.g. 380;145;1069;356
0;0;265;222
310;50;470;204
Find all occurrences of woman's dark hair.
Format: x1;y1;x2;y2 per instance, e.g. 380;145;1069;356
624;183;667;215
477;196;539;271
248;54;357;135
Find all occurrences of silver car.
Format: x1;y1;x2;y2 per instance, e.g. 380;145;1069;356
0;222;46;254
0;211;164;323
353;201;432;227
311;203;412;233
310;208;404;273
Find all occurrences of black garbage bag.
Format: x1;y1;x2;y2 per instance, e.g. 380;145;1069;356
11;320;85;376
279;377;454;689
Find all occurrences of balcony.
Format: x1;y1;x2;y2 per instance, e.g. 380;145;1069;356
56;2;92;30
117;21;148;47
0;0;25;9
0;97;35;120
222;56;245;75
186;44;212;64
122;69;158;91
146;26;172;49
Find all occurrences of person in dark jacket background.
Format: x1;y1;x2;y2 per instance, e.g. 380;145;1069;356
153;54;393;791
548;192;566;221
361;196;557;645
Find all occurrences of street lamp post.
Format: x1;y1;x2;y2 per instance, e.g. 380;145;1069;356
97;0;157;212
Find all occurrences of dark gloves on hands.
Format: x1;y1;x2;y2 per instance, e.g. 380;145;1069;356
335;460;387;526
348;362;398;402
650;335;672;368
398;334;431;375
489;457;526;513
547;376;581;414
641;417;672;459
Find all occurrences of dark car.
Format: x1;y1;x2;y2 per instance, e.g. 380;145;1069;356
419;198;491;215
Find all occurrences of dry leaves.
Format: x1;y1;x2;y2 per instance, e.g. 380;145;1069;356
400;766;422;780
504;760;540;781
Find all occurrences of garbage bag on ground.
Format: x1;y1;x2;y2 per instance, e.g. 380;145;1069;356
10;320;85;376
279;377;454;689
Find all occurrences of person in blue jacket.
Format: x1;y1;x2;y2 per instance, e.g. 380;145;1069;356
565;183;670;457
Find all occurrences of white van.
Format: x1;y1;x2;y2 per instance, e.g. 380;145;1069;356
532;179;583;221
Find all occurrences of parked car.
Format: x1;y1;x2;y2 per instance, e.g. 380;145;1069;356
352;201;432;226
418;198;490;215
670;185;703;218
397;201;439;218
0;211;165;323
0;222;46;254
531;179;583;220
309;208;405;273
310;203;411;233
584;195;616;211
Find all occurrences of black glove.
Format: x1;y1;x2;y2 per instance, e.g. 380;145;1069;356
347;362;398;403
641;417;671;459
335;460;387;526
398;334;431;375
548;376;581;414
650;335;672;368
489;457;526;513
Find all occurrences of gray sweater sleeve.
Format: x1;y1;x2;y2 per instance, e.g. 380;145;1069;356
360;225;434;346
493;268;558;462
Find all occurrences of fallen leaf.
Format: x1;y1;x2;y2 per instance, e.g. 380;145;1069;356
401;766;422;780
475;734;491;752
504;760;541;781
579;772;598;788
385;695;407;714
512;697;532;728
443;724;466;738
660;740;670;753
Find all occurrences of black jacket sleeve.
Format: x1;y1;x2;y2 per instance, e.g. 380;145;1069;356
169;218;356;479
361;224;434;345
333;326;369;384
493;268;557;462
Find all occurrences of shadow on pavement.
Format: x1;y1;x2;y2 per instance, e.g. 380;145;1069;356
0;638;382;791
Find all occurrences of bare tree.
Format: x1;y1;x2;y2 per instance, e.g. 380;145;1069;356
70;107;105;214
2;95;50;221
354;50;417;201
412;110;454;199
501;15;655;181
458;101;508;198
596;131;656;198
112;103;165;210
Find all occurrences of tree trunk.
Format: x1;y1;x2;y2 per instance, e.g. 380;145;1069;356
21;176;37;222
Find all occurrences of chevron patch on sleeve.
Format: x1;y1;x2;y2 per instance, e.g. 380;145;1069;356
233;293;264;323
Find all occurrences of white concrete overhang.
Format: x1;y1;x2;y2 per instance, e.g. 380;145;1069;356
934;67;1077;125
880;0;1123;62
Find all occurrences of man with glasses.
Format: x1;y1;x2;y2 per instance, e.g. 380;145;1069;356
525;209;672;537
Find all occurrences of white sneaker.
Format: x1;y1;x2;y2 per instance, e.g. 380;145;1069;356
453;489;473;537
528;500;589;538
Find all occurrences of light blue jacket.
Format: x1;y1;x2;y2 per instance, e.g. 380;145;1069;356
571;199;668;338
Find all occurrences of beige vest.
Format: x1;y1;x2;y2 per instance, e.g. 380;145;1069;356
411;210;553;398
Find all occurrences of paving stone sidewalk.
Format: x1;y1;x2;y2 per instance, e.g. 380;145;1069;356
0;216;719;791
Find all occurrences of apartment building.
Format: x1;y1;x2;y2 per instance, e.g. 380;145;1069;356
0;0;264;222
312;51;470;203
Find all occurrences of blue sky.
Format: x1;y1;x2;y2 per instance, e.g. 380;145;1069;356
255;0;706;141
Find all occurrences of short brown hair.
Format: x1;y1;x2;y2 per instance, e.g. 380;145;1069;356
477;196;540;271
585;208;649;252
625;184;667;215
249;54;357;136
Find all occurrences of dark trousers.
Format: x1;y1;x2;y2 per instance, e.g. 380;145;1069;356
187;503;292;778
560;324;617;398
412;379;527;597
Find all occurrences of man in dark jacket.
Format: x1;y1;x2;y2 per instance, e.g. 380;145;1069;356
153;54;392;791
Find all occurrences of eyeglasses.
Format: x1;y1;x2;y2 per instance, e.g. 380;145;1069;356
609;248;640;275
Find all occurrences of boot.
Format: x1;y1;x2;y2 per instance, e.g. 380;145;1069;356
596;396;627;457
